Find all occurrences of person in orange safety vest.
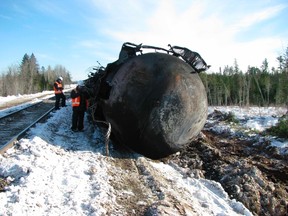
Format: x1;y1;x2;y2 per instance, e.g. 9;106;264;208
70;84;89;132
54;76;66;110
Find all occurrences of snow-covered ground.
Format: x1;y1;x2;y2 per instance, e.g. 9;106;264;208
0;92;287;215
0;91;54;118
0;86;74;118
207;106;288;153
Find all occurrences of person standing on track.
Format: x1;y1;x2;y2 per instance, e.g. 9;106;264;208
70;82;89;132
54;76;66;110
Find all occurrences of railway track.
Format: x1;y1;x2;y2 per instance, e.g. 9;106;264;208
0;97;57;155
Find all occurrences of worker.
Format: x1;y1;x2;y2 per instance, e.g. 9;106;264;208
70;83;89;132
54;76;66;110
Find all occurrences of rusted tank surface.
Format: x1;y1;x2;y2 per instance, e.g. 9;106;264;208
87;43;209;159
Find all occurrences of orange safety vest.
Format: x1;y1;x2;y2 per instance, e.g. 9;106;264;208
72;96;89;108
72;96;81;107
54;82;63;94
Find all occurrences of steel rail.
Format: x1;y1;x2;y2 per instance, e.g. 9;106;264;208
0;101;43;120
0;106;55;155
0;93;57;120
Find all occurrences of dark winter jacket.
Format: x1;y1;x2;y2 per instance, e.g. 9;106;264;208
71;87;89;111
54;81;63;94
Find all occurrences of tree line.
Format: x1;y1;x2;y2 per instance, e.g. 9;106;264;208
199;47;288;107
1;49;288;108
0;53;72;96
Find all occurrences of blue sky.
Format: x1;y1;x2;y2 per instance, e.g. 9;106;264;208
0;0;287;81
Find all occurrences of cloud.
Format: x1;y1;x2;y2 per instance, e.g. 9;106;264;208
3;0;286;80
97;0;287;71
30;0;67;16
233;4;287;31
78;40;102;49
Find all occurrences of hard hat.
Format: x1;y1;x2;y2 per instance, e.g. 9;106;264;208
58;76;63;81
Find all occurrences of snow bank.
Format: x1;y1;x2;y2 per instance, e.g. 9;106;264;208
0;102;252;215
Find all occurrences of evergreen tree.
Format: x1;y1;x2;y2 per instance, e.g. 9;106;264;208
0;53;72;96
20;53;30;94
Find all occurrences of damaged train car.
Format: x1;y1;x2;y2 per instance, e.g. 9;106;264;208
85;42;210;159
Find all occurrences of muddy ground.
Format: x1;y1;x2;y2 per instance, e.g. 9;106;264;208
90;109;288;215
1;108;287;215
163;111;288;216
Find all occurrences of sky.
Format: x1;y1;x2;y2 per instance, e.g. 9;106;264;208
1;92;287;215
0;0;288;81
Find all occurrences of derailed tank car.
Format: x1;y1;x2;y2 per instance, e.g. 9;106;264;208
86;42;210;159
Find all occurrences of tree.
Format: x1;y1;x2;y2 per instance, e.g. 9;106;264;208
261;59;271;105
0;53;73;96
20;53;30;94
275;48;288;107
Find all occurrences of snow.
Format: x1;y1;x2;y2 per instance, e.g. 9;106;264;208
0;86;74;118
207;106;287;152
208;106;285;132
0;93;287;215
0;92;53;118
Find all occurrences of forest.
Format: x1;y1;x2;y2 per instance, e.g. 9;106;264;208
0;53;72;96
1;49;288;107
200;47;288;107
200;53;288;107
